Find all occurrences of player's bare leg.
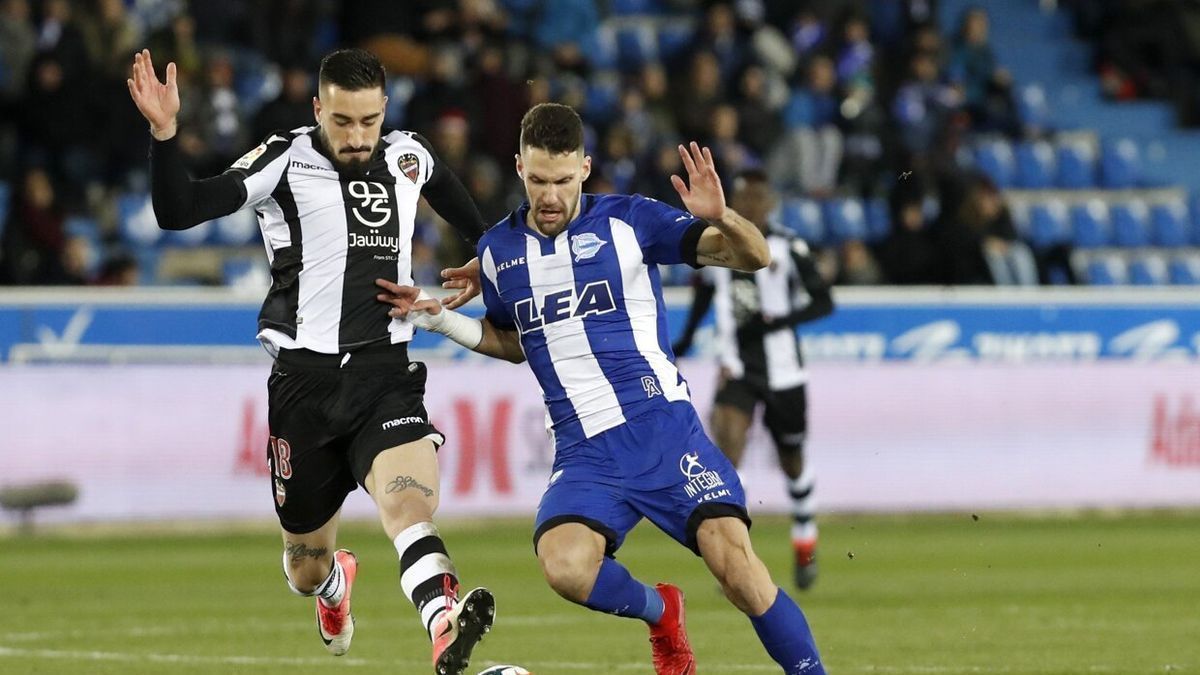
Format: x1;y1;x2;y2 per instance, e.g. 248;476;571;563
697;517;824;673
696;517;775;614
711;403;752;467
365;439;494;674
280;512;359;656
538;524;694;675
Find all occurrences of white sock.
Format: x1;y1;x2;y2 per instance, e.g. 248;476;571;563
394;522;459;639
315;558;346;608
789;468;817;543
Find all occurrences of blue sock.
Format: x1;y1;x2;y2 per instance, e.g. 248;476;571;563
749;588;825;674
584;557;665;624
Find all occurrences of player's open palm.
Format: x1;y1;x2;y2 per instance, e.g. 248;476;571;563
126;49;180;138
671;142;726;221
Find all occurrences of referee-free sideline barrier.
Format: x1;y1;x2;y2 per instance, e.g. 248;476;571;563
1;288;1198;524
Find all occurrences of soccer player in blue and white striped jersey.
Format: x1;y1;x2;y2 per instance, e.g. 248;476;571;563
378;103;825;675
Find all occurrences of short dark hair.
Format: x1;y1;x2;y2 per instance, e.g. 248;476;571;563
318;49;386;92
520;103;584;154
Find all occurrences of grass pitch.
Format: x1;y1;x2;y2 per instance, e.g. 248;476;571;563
1;511;1197;674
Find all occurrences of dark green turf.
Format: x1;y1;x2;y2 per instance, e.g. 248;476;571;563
2;512;1197;674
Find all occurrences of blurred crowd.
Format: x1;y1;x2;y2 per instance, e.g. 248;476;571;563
0;0;1049;287
1065;0;1200;126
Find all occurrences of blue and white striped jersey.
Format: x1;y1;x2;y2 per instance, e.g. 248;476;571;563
478;193;707;449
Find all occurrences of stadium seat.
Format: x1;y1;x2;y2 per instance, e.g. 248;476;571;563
779;198;825;244
973;139;1016;188
64;216;98;238
1056;140;1097;189
1027;200;1069;250
590;25;619;70
610;0;663;15
1069;199;1111;248
584;78;621;126
865;197;891;243
823;198;867;243
1015;140;1055;189
657;263;691;286
1085;255;1127;285
1017;83;1050;131
213;207;259;246
1190;193;1200;245
223;257;271;291
234;61;279;116
1150;201;1189;247
1109;200;1150;247
615;25;657;72
164;219;213;247
385;79;415;127
657;21;695;61
1169;254;1200;285
1100;138;1141;189
1128;254;1169;285
117;193;163;247
1008;201;1032;239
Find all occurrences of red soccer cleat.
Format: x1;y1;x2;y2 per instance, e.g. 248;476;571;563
648;583;696;675
316;549;357;656
793;539;818;590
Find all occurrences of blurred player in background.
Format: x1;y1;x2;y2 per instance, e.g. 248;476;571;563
672;170;834;589
379;103;824;674
127;47;494;674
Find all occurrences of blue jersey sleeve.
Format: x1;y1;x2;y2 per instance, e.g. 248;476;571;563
479;243;516;331
626;195;708;266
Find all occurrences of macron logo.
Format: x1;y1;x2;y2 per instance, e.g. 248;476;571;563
382;416;424;430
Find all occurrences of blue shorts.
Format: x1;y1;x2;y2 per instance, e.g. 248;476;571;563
533;401;750;557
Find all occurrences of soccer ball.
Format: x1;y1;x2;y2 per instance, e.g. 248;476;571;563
476;666;532;675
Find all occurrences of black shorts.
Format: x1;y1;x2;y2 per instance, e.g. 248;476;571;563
266;342;443;534
714;378;808;446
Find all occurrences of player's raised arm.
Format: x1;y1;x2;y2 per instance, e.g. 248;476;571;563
672;142;770;271
127;49;275;231
374;279;526;364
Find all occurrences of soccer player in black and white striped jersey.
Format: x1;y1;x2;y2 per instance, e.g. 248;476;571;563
673;169;834;590
128;48;493;674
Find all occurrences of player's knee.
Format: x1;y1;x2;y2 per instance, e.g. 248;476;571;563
537;543;601;603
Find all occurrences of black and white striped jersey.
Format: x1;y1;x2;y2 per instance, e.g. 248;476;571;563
706;230;833;391
150;126;485;355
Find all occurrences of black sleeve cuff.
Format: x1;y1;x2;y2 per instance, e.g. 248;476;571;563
680;220;708;269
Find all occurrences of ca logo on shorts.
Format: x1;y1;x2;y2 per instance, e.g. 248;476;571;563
348;180;391;228
679;452;706;478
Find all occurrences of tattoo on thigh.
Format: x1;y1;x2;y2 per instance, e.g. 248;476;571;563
385;475;434;497
284;542;328;563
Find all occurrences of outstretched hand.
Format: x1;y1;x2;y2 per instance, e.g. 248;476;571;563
375;279;442;321
126;49;180;140
670;142;726;221
439;257;481;309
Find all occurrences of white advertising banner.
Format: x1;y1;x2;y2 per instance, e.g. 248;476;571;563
2;361;1198;525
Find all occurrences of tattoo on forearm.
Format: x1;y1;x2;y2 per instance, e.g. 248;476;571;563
704;250;733;263
284;542;328;563
385;475;434;497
